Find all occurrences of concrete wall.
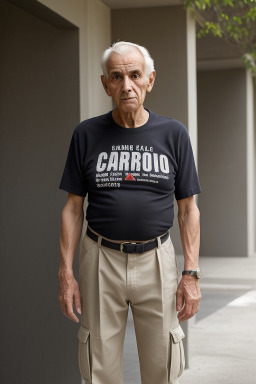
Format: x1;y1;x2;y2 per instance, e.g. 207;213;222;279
197;68;248;257
38;0;112;119
0;1;80;383
197;33;242;61
112;6;188;123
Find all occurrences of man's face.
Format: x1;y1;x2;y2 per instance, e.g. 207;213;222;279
101;48;155;114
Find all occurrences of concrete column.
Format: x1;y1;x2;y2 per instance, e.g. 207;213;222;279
246;69;255;257
182;8;199;368
254;79;256;256
186;8;198;169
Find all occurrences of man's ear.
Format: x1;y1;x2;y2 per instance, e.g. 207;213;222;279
146;70;156;93
101;75;111;96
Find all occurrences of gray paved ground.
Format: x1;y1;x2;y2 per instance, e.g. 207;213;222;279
123;256;256;384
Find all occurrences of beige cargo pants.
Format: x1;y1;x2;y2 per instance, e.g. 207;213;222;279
78;225;185;384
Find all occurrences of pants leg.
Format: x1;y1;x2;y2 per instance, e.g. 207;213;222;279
78;230;130;384
130;235;185;384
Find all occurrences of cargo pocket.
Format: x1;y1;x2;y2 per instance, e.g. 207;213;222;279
168;324;185;383
78;325;91;383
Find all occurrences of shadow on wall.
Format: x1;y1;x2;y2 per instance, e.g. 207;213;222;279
0;2;81;384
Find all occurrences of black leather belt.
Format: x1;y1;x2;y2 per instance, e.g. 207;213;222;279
86;227;170;254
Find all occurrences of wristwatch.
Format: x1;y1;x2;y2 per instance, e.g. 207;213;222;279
182;268;202;279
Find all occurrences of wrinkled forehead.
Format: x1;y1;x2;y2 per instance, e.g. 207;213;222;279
106;47;146;74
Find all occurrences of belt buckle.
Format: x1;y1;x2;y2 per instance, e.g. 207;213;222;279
120;241;137;253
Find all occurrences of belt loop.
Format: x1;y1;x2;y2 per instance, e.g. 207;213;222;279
157;235;162;249
98;235;102;248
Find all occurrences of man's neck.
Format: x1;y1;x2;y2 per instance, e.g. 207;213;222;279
112;107;149;128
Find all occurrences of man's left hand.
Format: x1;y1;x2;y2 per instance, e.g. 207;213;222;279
176;275;202;322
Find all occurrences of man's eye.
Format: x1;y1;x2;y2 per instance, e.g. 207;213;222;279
132;74;139;79
113;75;120;79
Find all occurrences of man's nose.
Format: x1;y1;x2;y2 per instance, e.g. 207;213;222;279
122;76;132;92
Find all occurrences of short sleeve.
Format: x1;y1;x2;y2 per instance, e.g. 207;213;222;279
59;130;87;197
175;135;202;200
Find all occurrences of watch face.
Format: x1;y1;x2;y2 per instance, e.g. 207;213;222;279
196;269;202;279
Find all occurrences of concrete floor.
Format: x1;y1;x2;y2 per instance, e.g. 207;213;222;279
122;255;256;384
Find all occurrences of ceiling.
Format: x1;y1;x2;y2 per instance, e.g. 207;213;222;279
101;0;183;9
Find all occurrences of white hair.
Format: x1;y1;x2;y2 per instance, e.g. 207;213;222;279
101;41;155;78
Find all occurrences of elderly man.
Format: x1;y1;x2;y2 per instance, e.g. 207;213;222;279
58;41;202;384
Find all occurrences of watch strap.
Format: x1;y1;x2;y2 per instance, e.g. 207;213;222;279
182;268;202;279
182;270;197;276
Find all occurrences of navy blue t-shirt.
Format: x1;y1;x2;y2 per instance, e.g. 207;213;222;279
59;109;202;240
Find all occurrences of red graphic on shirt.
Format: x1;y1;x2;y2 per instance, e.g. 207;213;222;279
125;173;136;181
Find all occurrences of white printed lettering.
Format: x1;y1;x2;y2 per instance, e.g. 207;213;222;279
119;152;130;171
131;152;141;171
96;152;108;172
106;152;118;171
153;153;159;172
159;155;169;173
96;151;170;174
142;152;152;172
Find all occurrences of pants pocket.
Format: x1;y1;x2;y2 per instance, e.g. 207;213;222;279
168;324;185;383
79;233;96;271
78;324;91;383
161;237;177;266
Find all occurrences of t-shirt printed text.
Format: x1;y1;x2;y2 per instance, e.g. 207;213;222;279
96;144;170;188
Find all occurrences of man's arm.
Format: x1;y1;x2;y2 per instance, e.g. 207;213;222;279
58;192;85;323
176;195;201;322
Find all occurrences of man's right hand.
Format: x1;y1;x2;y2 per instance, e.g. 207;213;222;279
58;268;81;323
